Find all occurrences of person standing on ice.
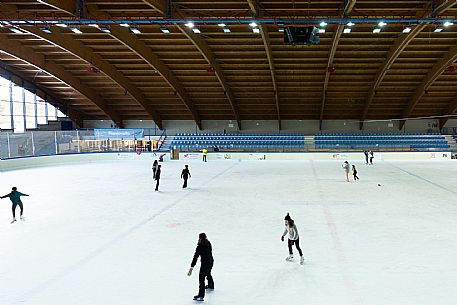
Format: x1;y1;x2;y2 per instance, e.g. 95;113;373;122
181;164;191;188
352;164;359;181
152;159;158;180
202;148;208;162
1;187;29;223
363;150;369;165
187;232;214;302
342;161;350;182
369;150;374;165
281;213;304;265
154;165;161;192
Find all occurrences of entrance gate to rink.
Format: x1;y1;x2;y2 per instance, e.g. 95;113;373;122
0;129;166;160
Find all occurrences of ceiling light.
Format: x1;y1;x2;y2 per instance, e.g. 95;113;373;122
343;27;351;33
319;21;328;27
160;26;170;34
120;23;130;27
378;21;387;27
444;21;454;27
218;23;226;27
40;27;53;34
8;27;26;34
70;27;83;34
192;27;201;34
249;22;258;27
252;27;260;33
402;26;412;33
99;26;111;34
130;26;141;34
318;28;326;33
434;26;444;32
56;23;68;28
347;22;355;27
373;27;381;33
223;27;231;33
185;22;194;28
278;23;285;32
88;24;99;28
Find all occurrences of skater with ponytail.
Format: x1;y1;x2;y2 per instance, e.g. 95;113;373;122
281;213;304;265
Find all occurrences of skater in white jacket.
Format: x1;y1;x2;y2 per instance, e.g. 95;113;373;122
281;213;304;265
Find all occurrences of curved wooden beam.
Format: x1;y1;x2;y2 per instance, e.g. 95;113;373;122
36;0;75;15
141;0;167;15
320;0;356;130
400;44;457;129
19;26;163;129
247;0;259;16
0;65;84;127
361;1;457;129
0;33;123;127
177;25;241;130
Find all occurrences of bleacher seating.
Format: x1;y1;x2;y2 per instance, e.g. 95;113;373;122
171;133;305;150
315;133;450;150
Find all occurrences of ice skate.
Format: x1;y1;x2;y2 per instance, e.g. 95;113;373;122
285;254;294;261
193;295;204;302
20;215;25;221
300;256;304;265
10;218;16;224
205;285;214;291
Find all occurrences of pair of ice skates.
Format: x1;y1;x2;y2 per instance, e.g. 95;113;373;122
286;255;304;265
11;215;25;223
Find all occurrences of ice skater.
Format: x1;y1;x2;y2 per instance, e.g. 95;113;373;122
187;232;214;302
281;213;304;265
181;165;191;188
364;150;369;165
154;165;161;191
342;161;350;182
1;187;29;223
352;164;359;181
369;150;374;165
152;159;158;180
202;148;208;162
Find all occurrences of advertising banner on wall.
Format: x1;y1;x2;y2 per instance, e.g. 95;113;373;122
248;153;266;160
94;129;144;140
182;153;200;160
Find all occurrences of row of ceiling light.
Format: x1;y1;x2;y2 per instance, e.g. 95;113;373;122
1;20;455;35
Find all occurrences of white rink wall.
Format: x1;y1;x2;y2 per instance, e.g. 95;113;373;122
0;151;452;172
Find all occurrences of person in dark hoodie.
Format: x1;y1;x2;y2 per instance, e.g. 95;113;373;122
154;165;161;192
1;187;29;223
152;160;158;180
187;232;214;302
181;165;191;189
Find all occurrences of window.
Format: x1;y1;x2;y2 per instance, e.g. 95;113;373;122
12;84;25;133
0;77;11;130
37;97;47;125
47;103;57;121
25;89;37;129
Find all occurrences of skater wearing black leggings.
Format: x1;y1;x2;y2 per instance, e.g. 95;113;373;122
352;165;359;180
281;213;304;265
1;187;29;223
187;232;214;302
154;165;161;191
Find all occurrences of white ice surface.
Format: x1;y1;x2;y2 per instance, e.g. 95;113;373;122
1;159;457;305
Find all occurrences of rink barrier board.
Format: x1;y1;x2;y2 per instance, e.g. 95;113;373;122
0;151;451;172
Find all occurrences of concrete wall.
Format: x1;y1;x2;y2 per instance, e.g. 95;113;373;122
83;119;444;135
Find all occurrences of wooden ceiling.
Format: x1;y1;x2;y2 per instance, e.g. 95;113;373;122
1;0;457;129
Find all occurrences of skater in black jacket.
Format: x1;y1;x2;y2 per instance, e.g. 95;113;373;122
154;165;161;191
187;232;214;302
152;160;158;180
181;165;191;188
1;187;29;223
352;165;359;180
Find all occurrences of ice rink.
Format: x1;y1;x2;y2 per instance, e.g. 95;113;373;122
1;157;457;305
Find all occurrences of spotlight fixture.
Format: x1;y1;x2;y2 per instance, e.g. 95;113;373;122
120;23;130;27
40;27;53;34
88;24;99;28
218;23;226;27
160;26;170;34
373;27;382;33
347;22;355;27
378;21;387;27
70;27;83;34
185;22;194;28
99;26;111;34
444;21;454;27
223;27;231;33
402;26;412;33
192;26;201;34
130;26;141;34
318;28;326;33
343;27;351;33
56;23;68;28
434;26;444;32
249;22;258;27
319;21;328;27
278;23;285;32
252;27;260;33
